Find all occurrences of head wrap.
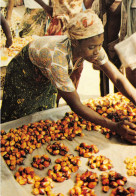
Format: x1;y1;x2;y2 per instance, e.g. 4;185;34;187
65;9;104;40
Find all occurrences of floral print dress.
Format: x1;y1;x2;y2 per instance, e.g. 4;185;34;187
19;0;50;37
46;0;83;35
19;8;49;37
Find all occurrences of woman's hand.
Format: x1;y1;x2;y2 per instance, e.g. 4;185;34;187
5;36;12;48
115;120;136;144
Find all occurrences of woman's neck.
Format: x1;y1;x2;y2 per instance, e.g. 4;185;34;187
71;43;81;62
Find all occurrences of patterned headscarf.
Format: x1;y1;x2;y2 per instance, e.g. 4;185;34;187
65;9;104;40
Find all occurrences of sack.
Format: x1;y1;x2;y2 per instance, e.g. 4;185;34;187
114;33;136;70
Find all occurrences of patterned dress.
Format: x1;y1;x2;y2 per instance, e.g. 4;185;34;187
46;0;83;35
1;35;108;123
52;0;83;17
120;0;136;41
19;0;50;37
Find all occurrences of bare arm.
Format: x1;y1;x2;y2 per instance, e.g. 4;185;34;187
6;0;14;24
58;88;136;144
34;0;53;17
84;0;118;10
101;60;136;105
58;89;116;129
83;0;116;9
1;13;12;47
83;0;94;9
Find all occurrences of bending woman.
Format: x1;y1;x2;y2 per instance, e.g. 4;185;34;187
1;9;136;144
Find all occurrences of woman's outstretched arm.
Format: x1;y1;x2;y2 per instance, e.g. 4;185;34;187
101;60;136;105
58;89;136;144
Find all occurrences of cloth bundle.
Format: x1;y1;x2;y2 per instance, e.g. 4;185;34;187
114;33;136;70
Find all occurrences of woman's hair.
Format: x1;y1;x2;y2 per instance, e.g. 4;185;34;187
71;33;104;47
78;33;104;42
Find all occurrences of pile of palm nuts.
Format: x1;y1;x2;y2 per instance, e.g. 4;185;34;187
14;166;36;185
46;141;69;156
85;92;136;139
1;93;136;195
0;115;83;171
48;154;81;182
69;170;99;196
14;167;64;196
14;166;64;196
75;142;99;157
88;155;113;171
31;154;51;170
32;176;54;196
124;156;136;176
101;170;128;193
110;186;135;196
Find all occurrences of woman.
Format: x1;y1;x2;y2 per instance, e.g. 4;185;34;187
1;10;136;144
34;0;87;104
36;0;92;35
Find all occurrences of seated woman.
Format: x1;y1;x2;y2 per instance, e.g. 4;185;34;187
1;9;136;144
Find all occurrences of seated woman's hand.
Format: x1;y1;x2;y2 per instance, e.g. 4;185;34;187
115;120;136;144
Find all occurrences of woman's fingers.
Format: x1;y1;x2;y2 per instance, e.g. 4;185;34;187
123;120;136;130
124;135;136;144
118;121;136;144
121;132;136;144
125;138;136;144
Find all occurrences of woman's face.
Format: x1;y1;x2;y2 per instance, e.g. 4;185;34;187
78;33;104;62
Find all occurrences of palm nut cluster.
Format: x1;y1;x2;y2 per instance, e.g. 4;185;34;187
75;143;99;158
46;141;69;156
32;176;54;195
31;154;51;170
14;166;36;185
69;170;98;196
88;155;113;171
124;156;136;176
48;154;81;182
110;186;135;196
101;170;127;193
